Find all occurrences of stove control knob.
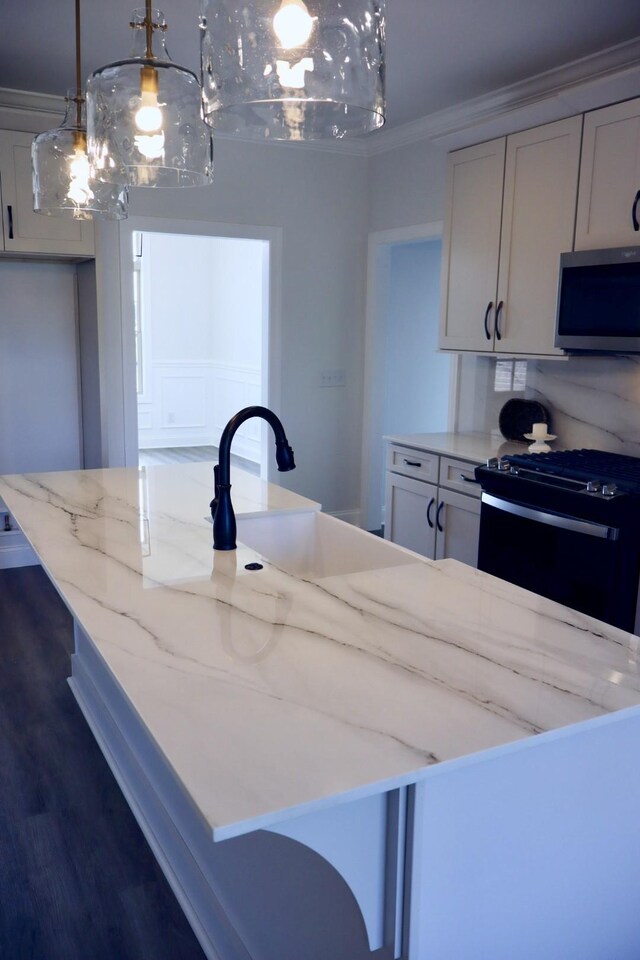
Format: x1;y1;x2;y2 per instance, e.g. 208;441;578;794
602;483;618;497
586;480;602;493
486;457;499;469
497;459;511;472
509;465;520;475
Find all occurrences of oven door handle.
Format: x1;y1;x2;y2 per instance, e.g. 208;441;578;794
481;493;620;541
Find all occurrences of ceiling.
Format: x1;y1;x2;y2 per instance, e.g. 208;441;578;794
1;0;640;129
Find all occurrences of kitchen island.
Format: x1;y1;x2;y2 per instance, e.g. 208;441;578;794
1;462;640;960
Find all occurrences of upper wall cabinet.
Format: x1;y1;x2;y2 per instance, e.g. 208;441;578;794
0;130;94;258
575;98;640;251
439;137;506;352
440;116;582;357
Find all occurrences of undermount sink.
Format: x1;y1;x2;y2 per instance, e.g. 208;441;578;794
236;510;420;579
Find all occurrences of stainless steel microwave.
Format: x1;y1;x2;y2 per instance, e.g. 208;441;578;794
554;246;640;353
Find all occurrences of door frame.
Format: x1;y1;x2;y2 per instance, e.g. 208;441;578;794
110;216;283;473
359;221;458;532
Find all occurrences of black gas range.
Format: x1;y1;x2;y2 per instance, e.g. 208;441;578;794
474;449;640;632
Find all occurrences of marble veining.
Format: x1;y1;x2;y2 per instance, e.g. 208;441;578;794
1;462;640;842
457;353;640;455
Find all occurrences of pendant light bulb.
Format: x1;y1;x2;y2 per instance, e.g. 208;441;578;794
66;132;94;205
273;0;314;49
134;64;165;160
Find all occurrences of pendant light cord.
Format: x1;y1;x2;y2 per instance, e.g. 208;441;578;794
75;0;82;127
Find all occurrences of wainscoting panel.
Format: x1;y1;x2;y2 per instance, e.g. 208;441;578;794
160;375;207;430
138;362;261;464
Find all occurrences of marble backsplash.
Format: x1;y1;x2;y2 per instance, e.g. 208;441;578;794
456;353;640;456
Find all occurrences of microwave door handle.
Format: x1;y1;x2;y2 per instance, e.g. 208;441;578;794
633;190;640;232
481;493;619;540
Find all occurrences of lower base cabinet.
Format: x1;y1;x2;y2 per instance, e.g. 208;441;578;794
384;445;481;565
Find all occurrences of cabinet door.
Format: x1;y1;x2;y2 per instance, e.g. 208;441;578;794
439;138;505;352
0;130;94;257
433;487;480;567
495;116;582;357
575;98;640;250
385;472;437;559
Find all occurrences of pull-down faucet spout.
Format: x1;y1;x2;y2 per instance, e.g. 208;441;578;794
210;406;296;550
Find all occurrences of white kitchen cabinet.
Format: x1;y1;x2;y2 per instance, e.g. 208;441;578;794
433;487;481;565
385;443;481;566
0;129;94;257
385;471;437;558
439;138;506;352
575;98;640;251
439;117;582;357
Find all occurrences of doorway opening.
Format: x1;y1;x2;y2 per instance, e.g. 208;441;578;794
131;230;269;475
361;224;456;532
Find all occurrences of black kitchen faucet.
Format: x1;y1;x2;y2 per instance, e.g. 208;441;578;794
210;406;296;550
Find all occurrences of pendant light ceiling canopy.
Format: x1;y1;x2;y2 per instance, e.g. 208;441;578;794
86;2;213;188
199;0;386;141
31;0;128;220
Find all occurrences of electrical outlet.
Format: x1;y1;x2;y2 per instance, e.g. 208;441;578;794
319;369;346;388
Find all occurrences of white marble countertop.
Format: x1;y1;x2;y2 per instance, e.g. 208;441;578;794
1;462;640;844
385;431;532;462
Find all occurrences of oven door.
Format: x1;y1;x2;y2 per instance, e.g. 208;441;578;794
477;491;637;631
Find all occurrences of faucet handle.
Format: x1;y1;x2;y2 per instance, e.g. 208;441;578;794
276;441;295;472
211;463;220;518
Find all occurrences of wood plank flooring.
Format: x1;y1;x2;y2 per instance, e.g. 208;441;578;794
138;446;260;475
0;565;207;960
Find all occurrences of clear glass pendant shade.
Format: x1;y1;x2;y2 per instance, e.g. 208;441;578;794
200;0;386;141
32;94;128;220
87;9;213;188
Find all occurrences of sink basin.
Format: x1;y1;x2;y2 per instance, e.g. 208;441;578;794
236;510;420;579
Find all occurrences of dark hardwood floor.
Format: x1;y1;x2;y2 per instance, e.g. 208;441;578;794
0;565;207;960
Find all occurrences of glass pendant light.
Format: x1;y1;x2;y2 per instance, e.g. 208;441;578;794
32;0;128;220
199;0;386;141
87;1;213;188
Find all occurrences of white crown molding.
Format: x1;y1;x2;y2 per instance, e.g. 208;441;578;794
367;35;640;155
0;87;66;117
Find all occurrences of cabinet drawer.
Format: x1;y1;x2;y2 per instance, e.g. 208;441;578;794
387;445;439;483
439;457;482;497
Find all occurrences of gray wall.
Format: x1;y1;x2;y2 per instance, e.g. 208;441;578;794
0;260;83;474
368;139;447;233
96;136;369;517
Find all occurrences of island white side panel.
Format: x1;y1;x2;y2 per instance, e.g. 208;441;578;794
407;709;640;960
